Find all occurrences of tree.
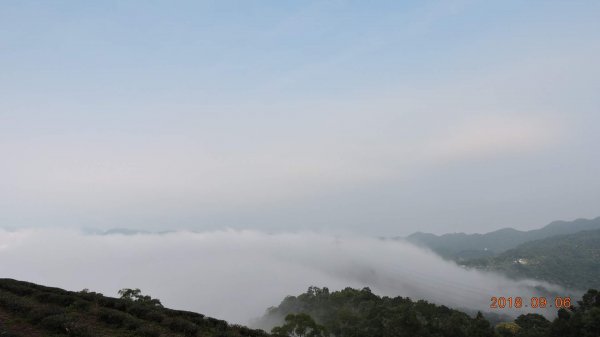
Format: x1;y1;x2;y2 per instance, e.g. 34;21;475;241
118;288;162;307
495;322;520;337
513;314;549;337
466;312;494;337
272;313;329;337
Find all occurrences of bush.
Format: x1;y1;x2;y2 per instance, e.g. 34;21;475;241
28;306;66;324
0;292;32;314
68;300;91;311
34;292;76;306
206;317;228;330
98;308;127;325
39;314;91;337
0;279;35;296
145;310;165;323
136;326;161;337
98;308;140;330
127;303;164;323
39;314;69;332
168;317;199;336
98;297;129;311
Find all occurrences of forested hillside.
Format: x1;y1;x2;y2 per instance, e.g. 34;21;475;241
260;286;497;337
405;217;600;261
461;229;600;290
262;287;600;337
1;279;599;337
0;278;269;337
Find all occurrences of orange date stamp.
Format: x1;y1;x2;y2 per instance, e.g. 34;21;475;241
490;296;571;309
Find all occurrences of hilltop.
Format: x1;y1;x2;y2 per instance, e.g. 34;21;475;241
404;217;600;261
0;278;269;337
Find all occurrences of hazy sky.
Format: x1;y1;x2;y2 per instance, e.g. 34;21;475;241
1;1;599;235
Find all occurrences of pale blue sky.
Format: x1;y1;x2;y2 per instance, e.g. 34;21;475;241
1;1;599;235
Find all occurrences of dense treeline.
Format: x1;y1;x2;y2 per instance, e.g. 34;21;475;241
264;286;496;337
265;287;600;337
1;278;597;337
0;278;269;337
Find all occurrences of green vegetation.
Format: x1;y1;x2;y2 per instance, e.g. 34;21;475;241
405;217;600;261
1;278;598;337
0;278;269;337
461;229;600;290
265;287;600;337
503;290;600;337
262;286;496;337
271;313;328;337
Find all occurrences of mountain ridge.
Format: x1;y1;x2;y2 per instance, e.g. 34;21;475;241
461;228;600;290
404;216;600;260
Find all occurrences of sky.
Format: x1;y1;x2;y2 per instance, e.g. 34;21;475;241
1;0;599;235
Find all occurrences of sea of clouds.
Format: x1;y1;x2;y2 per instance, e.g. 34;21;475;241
0;228;570;325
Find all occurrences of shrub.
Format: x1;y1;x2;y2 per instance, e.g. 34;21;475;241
136;326;161;337
168;317;199;336
127;303;164;323
69;300;91;311
34;292;76;306
98;297;129;311
39;314;69;332
28;306;66;324
98;308;140;330
206;317;228;330
98;308;127;325
0;292;32;314
39;314;91;337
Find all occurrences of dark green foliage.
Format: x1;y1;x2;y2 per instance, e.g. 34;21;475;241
28;305;66;324
68;299;91;311
98;307;128;326
39;314;70;332
0;290;33;314
135;326;161;337
168;317;199;335
206;316;229;330
1;277;598;337
512;313;550;337
265;287;600;337
39;313;91;337
263;286;493;337
546;289;600;337
0;278;268;337
98;308;141;330
127;303;165;322
34;291;77;306
119;288;163;307
272;313;328;337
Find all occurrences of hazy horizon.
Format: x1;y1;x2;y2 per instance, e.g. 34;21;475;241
0;228;572;325
2;1;600;236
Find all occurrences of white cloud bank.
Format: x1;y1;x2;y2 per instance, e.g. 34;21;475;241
0;228;573;325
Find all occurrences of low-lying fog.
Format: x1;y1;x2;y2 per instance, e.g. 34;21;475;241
0;229;570;325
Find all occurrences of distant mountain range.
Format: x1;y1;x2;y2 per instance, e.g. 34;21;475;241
404;217;600;261
461;229;600;290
